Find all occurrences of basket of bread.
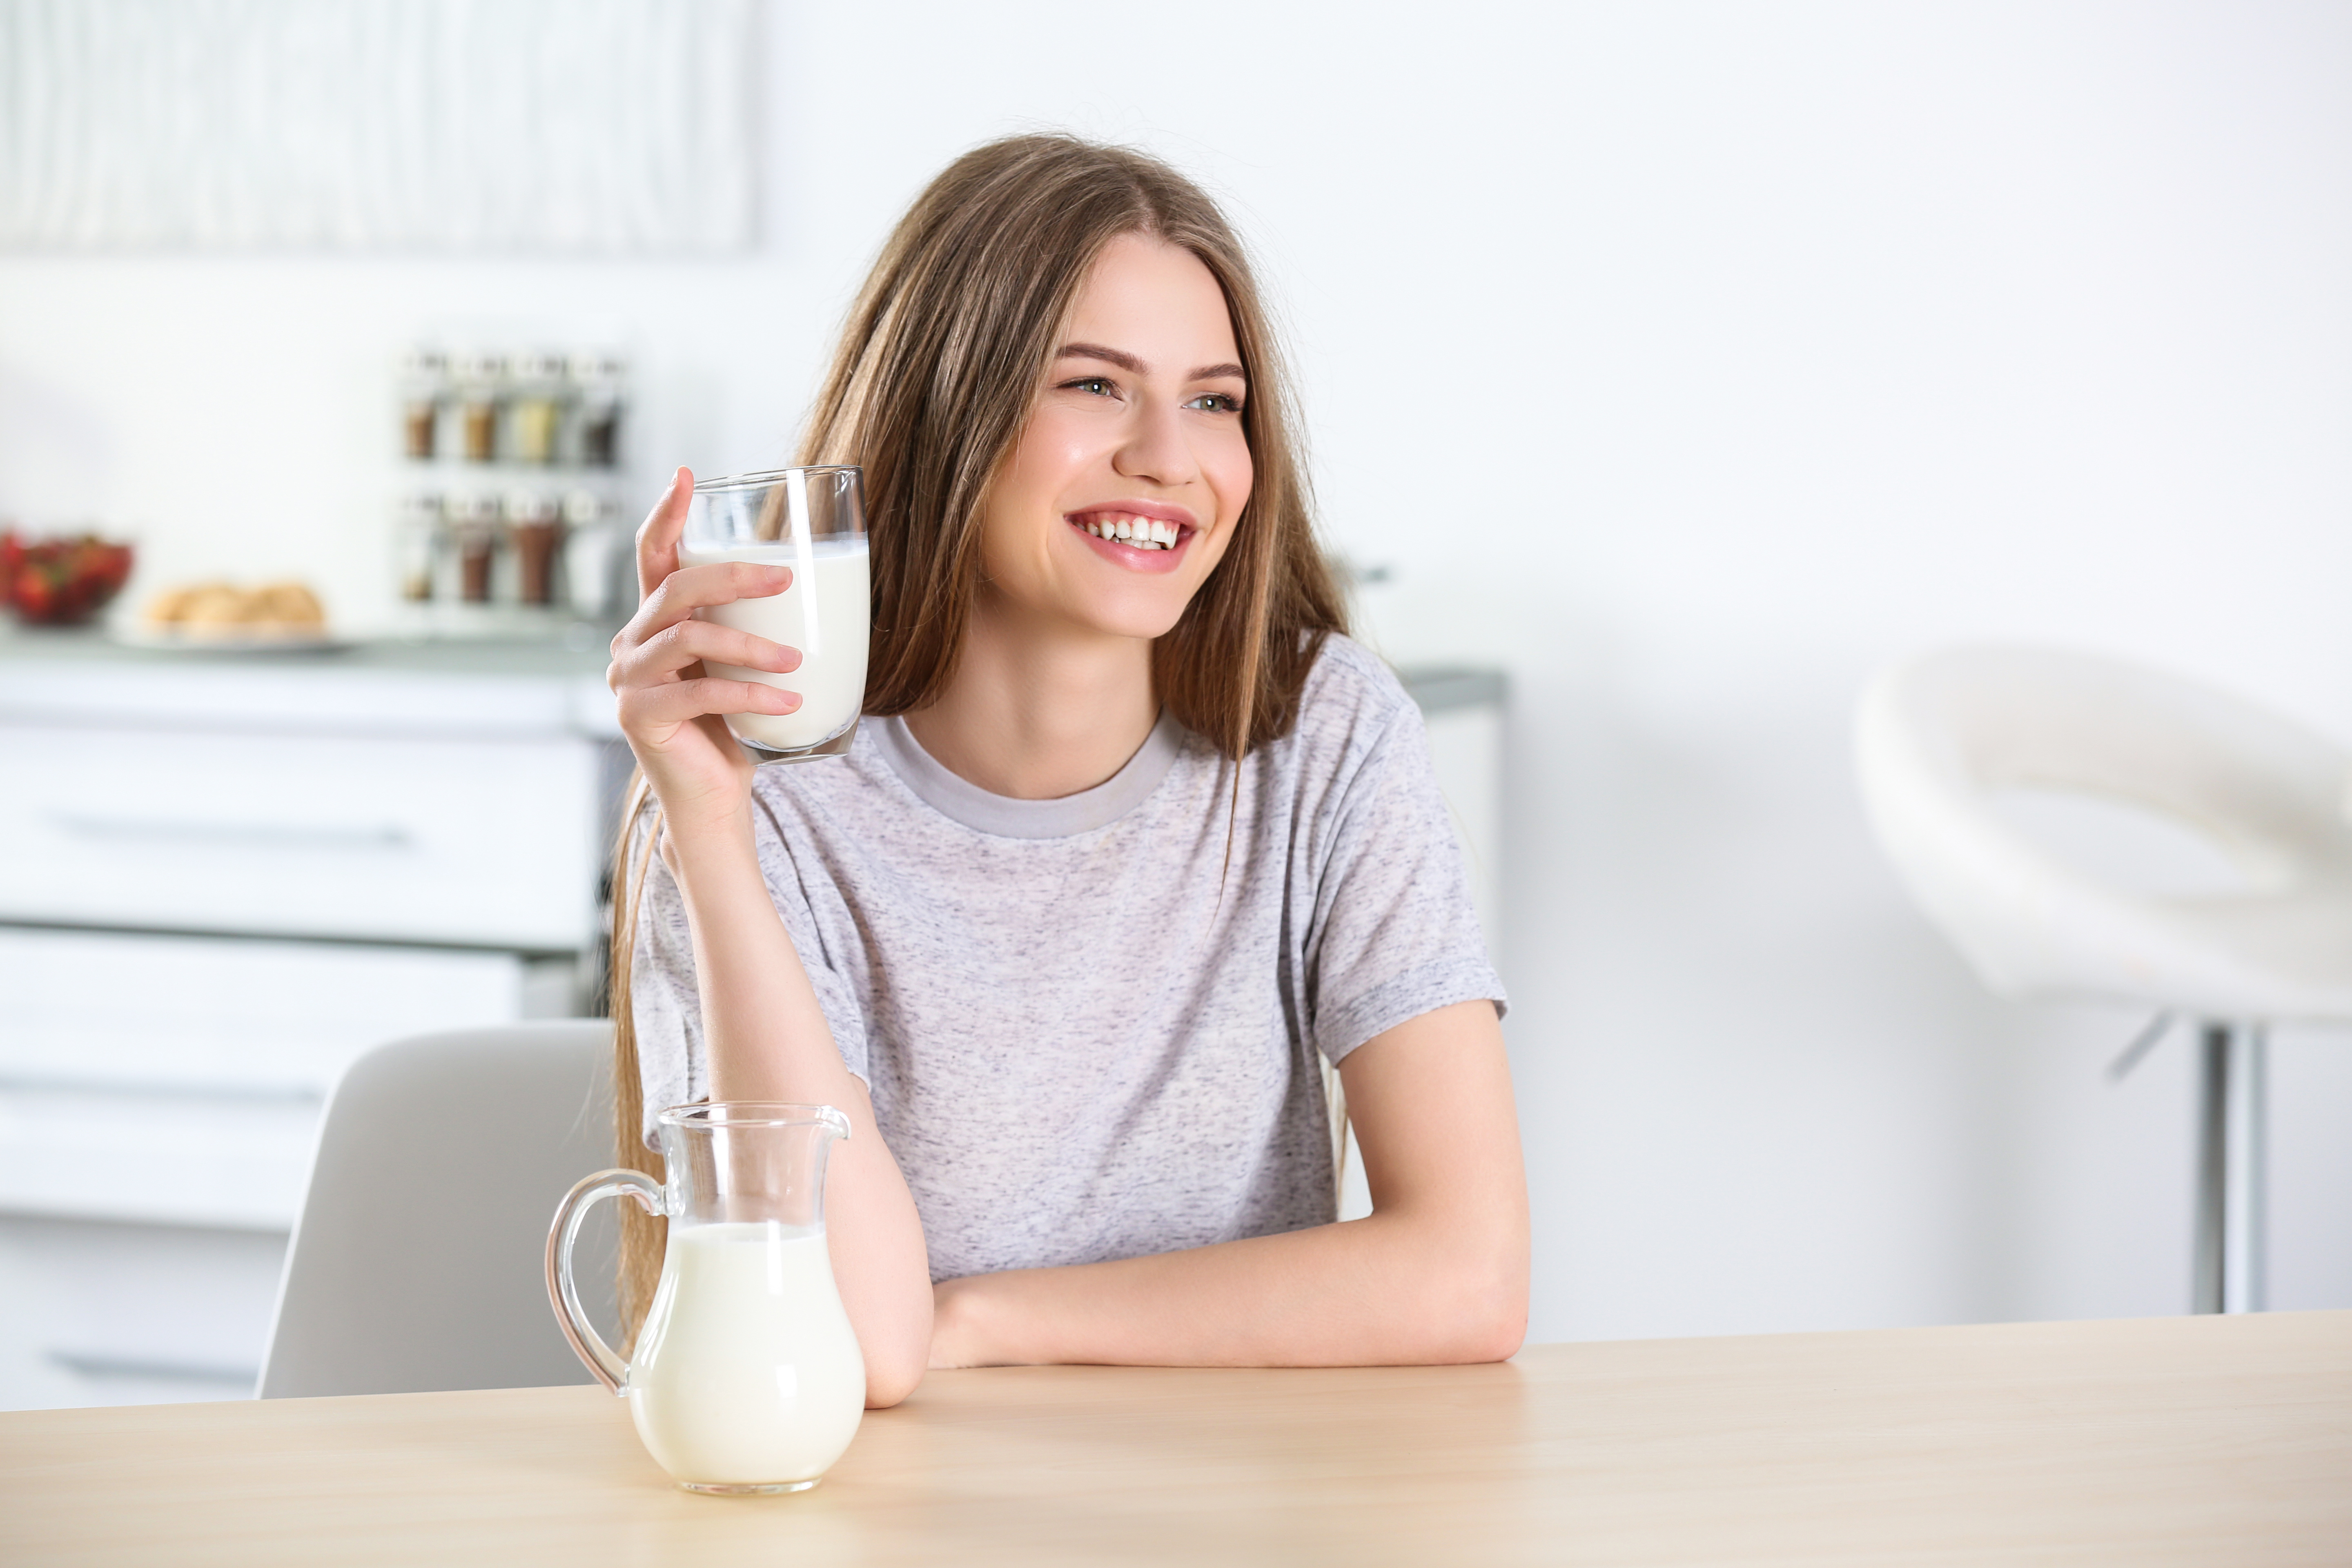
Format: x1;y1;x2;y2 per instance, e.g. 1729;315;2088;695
138;580;334;648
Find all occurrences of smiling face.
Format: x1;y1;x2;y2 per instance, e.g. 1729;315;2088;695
974;232;1255;643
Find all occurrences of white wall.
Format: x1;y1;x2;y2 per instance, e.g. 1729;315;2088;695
4;1;2347;1342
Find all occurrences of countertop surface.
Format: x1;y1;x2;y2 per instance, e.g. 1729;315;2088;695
3;1310;2345;1566
0;623;613;676
0;626;1504;735
0;626;620;737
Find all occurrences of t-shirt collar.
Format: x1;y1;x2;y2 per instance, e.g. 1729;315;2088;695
867;708;1188;839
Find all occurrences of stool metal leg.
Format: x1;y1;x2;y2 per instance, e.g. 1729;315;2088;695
2228;1026;2267;1314
2194;1025;2226;1314
2192;1021;2268;1315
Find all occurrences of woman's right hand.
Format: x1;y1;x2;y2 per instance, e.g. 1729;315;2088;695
608;468;804;833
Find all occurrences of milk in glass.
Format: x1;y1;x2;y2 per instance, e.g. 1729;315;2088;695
626;1221;866;1486
682;538;870;751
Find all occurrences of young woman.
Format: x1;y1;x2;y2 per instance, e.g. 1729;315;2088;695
609;135;1527;1407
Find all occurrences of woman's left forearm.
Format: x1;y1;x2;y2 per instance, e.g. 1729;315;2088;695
933;1205;1525;1368
932;1000;1530;1368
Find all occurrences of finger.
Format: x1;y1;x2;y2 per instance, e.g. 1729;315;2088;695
633;559;793;629
610;561;793;666
611;618;802;689
618;677;804;732
635;467;695;602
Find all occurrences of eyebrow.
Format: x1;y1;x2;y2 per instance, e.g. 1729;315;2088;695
1056;342;1247;384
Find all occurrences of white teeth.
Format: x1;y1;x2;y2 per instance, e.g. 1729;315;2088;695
1076;515;1184;548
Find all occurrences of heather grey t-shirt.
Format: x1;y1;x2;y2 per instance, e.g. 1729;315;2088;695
629;635;1505;1284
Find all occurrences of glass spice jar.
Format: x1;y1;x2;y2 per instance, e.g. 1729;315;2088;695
453;493;501;602
396;492;443;602
508;490;564;606
509;351;565;466
562;490;618;617
455;351;507;464
400;349;448;461
568;350;624;468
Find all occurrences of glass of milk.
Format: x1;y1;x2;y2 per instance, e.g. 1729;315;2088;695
547;1102;866;1494
680;466;870;762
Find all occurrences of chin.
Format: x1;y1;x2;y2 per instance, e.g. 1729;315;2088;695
1073;592;1189;643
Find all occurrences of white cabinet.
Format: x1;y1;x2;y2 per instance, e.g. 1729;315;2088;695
0;726;599;949
0;928;541;1228
0;632;619;1410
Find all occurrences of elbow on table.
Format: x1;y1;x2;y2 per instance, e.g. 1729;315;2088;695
864;1352;924;1409
1410;1229;1529;1364
1428;1277;1528;1364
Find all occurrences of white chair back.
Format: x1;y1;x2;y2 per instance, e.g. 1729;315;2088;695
257;1021;617;1399
1855;644;2352;1022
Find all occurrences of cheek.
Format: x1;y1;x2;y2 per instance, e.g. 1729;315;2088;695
1003;408;1100;504
980;419;1083;567
1209;432;1255;528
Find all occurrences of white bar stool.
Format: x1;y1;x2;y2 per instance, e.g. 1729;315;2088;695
1856;645;2352;1313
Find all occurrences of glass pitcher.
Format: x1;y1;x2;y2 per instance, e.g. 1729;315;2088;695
546;1102;865;1494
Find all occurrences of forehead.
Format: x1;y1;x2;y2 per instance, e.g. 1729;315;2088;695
1065;234;1240;365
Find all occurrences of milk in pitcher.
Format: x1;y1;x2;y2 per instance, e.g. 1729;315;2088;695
626;1221;866;1488
682;537;870;751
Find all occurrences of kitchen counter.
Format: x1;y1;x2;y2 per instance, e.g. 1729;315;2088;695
0;626;1502;729
0;626;620;737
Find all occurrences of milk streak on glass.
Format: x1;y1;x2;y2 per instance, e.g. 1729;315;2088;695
682;538;870;751
626;1222;866;1485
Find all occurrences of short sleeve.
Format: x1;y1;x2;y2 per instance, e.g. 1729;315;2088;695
1303;697;1508;1065
623;804;872;1155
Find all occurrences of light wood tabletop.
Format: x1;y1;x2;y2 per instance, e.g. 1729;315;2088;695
4;1310;2346;1566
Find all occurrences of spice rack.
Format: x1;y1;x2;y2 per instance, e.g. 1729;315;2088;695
392;347;635;638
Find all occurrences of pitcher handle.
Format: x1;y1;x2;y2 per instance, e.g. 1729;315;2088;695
545;1167;665;1396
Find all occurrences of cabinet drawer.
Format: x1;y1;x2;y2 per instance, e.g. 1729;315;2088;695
0;929;539;1227
0;927;532;1096
0;723;600;950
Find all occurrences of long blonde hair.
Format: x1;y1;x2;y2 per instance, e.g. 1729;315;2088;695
610;134;1348;1339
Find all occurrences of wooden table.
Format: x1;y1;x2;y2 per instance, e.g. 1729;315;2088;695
4;1311;2346;1565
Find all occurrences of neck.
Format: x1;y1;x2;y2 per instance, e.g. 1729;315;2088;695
902;584;1159;800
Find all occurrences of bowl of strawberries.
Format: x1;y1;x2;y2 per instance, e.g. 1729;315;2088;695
1;530;137;627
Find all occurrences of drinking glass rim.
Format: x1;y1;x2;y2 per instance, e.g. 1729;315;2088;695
660;1100;849;1130
689;465;860;495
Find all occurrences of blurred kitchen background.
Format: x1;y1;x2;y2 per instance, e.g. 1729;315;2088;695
1;0;2347;1409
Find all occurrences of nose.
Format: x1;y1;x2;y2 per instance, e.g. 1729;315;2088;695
1111;394;1198;490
